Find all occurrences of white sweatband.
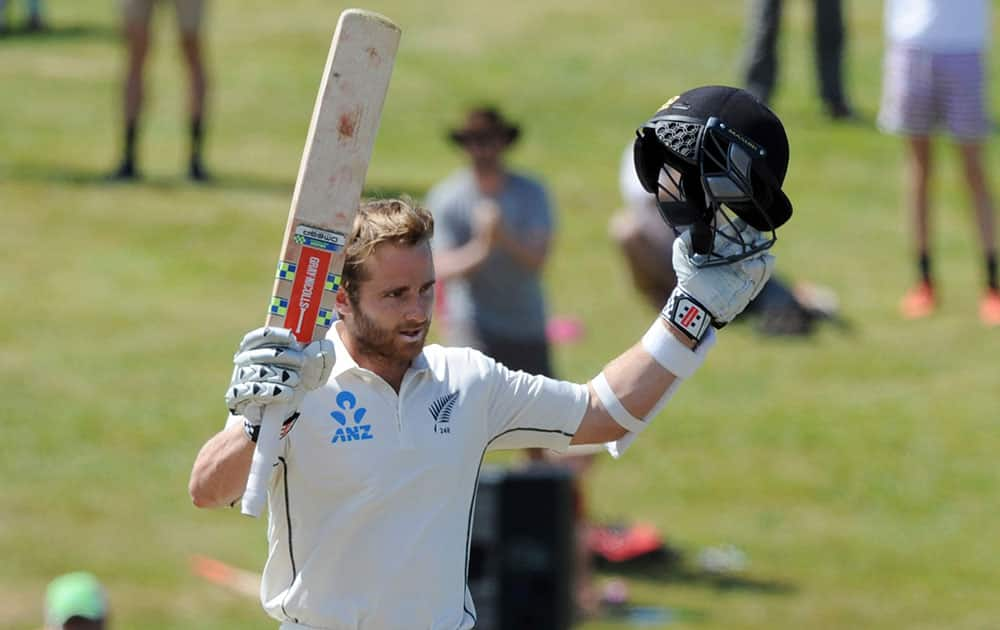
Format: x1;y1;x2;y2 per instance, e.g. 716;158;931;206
605;323;716;459
591;372;646;434
641;319;714;379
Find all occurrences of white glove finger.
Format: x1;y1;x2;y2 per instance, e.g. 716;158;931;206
240;404;264;423
234;346;306;370
226;383;256;415
746;252;776;302
237;326;301;354
300;339;336;389
232;364;301;388
671;230;695;281
715;216;769;258
227;381;297;409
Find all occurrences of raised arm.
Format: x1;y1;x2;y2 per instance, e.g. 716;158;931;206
571;221;774;453
189;423;256;508
189;327;335;508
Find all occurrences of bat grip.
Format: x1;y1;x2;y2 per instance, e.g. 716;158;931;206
241;403;290;517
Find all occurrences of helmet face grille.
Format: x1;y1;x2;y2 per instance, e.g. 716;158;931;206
655;121;701;163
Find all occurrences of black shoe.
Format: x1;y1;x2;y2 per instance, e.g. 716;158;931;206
825;101;855;121
188;158;210;182
26;15;46;32
106;161;139;182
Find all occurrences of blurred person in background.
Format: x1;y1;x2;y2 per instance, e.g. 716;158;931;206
428;106;555;374
108;0;210;182
740;0;854;119
427;106;603;616
611;142;839;335
0;0;44;33
44;572;108;630
879;0;999;325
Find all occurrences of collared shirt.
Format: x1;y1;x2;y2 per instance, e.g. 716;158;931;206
228;322;588;629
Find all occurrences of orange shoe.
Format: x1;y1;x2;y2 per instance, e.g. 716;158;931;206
900;282;936;319
980;289;1000;326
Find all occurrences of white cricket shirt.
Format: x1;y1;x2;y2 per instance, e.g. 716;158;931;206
230;322;589;629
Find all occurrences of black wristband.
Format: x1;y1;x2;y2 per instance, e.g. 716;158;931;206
243;418;261;443
662;289;714;345
242;411;301;443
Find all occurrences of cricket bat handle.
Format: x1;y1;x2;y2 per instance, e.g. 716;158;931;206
241;403;289;517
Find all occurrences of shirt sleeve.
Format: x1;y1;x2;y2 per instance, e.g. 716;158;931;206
426;181;467;252
481;356;589;453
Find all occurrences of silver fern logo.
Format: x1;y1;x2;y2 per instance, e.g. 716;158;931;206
428;392;458;434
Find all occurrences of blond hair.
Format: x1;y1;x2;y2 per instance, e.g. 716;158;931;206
342;197;434;302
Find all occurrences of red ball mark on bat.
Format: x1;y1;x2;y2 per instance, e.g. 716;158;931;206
338;111;358;139
366;47;381;65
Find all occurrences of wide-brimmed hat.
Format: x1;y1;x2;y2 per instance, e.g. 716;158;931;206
448;107;520;147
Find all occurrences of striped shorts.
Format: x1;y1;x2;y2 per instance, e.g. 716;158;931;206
878;45;989;140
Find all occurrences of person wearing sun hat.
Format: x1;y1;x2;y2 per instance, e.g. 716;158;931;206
44;572;107;630
428;105;555;378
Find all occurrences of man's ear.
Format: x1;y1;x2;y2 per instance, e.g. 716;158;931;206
335;286;352;318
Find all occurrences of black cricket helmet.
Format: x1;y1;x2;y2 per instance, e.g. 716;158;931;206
633;85;793;266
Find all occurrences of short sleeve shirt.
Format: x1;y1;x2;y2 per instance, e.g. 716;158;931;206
234;323;588;629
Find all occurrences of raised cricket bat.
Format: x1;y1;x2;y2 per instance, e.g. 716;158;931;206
241;9;401;517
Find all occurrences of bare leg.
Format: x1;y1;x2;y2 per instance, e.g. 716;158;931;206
180;31;209;179
179;32;207;120
957;142;997;262
907;136;933;270
900;135;935;317
124;21;150;132
111;18;151;179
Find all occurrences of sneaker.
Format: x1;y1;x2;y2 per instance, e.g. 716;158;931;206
26;14;46;32
106;160;139;182
980;289;1000;326
189;157;211;183
825;100;856;121
900;282;935;319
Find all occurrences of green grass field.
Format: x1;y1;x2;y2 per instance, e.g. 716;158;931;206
2;1;999;628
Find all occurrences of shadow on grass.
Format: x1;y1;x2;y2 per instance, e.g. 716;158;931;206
596;550;797;596
4;163;429;200
6;163;293;194
0;23;118;43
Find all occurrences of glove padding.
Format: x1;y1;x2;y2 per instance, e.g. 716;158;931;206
670;218;775;330
225;327;335;422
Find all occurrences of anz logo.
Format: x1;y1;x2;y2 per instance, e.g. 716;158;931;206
330;390;373;444
428;392;459;435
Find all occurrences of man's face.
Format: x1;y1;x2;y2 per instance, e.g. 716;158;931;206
338;241;435;363
459;124;506;169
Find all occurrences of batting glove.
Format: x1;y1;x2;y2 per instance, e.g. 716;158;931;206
225;327;336;437
664;219;775;345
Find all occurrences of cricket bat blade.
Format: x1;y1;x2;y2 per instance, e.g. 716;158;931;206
241;9;401;517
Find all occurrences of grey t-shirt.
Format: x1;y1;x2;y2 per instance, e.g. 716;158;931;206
427;168;554;341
